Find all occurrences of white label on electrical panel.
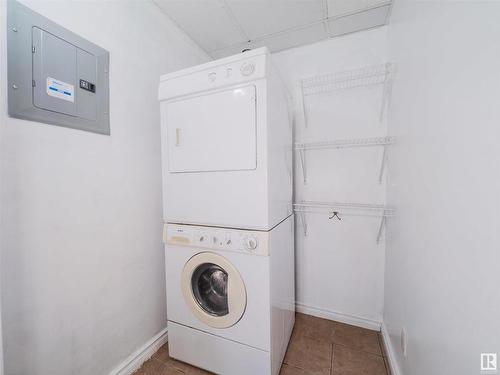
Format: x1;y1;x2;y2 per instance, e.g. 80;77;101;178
46;77;74;102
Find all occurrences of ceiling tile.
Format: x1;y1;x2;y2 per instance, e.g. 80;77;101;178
251;22;328;51
154;0;247;52
328;4;389;37
327;0;390;17
210;21;328;58
226;0;325;39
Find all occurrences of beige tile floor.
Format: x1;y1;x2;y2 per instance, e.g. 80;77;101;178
133;313;390;375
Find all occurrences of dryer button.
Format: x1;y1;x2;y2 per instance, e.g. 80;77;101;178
240;62;255;76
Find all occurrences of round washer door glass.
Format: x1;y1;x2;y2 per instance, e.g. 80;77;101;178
192;263;228;317
182;252;246;329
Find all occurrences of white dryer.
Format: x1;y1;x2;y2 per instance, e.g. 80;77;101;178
164;216;295;375
158;47;292;230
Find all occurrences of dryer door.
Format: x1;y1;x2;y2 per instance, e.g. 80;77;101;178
181;252;247;328
164;85;257;173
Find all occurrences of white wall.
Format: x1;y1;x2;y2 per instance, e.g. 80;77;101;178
384;1;500;374
0;1;208;374
273;27;389;328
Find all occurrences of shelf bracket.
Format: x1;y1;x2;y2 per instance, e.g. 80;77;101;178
378;145;388;184
297;211;308;236
376;215;387;245
298;148;307;184
379;63;394;122
299;81;308;128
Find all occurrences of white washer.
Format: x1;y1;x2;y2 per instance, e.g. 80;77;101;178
164;215;295;375
158;47;292;231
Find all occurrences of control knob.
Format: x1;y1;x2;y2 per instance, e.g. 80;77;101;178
244;236;258;251
240;62;255;76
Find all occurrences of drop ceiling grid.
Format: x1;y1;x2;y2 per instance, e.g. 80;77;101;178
153;0;392;58
153;0;246;52
224;0;327;40
220;0;250;43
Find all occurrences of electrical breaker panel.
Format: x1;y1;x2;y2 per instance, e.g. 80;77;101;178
7;1;110;135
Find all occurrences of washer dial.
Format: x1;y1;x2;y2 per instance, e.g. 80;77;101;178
244;236;258;251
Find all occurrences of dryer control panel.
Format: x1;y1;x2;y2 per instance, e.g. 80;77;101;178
158;48;267;101
164;224;269;256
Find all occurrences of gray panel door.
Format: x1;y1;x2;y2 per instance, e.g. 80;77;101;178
32;27;77;116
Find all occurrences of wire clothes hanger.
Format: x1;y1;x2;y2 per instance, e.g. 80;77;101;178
329;211;341;221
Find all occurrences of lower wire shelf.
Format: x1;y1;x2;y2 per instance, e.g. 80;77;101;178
293;201;395;244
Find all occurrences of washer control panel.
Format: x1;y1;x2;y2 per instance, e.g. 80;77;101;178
164;224;269;256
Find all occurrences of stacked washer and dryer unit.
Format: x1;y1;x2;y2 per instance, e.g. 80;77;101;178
159;47;294;375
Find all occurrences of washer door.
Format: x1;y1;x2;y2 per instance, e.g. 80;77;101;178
181;252;246;328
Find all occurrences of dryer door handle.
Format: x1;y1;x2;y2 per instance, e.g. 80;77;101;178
175;128;181;146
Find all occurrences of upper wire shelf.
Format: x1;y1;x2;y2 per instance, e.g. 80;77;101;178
301;63;393;96
299;62;394;127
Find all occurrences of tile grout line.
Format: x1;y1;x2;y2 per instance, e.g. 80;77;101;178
151;357;188;374
147;347;195;375
331;341;384;357
282;358;314;373
330;343;389;375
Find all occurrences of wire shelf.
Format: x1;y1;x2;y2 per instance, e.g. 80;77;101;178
293;201;395;243
295;136;395;151
298;62;395;127
301;63;393;96
295;136;395;184
293;201;395;216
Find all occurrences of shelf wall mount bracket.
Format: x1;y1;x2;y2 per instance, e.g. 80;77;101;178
379;63;395;122
298;148;307;184
376;215;387;245
297;210;308;236
379;145;388;184
299;81;308;128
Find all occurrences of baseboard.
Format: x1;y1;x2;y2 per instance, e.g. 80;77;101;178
108;328;168;375
295;302;382;331
380;323;401;375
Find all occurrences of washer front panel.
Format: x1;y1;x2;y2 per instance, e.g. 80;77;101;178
165;233;272;351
